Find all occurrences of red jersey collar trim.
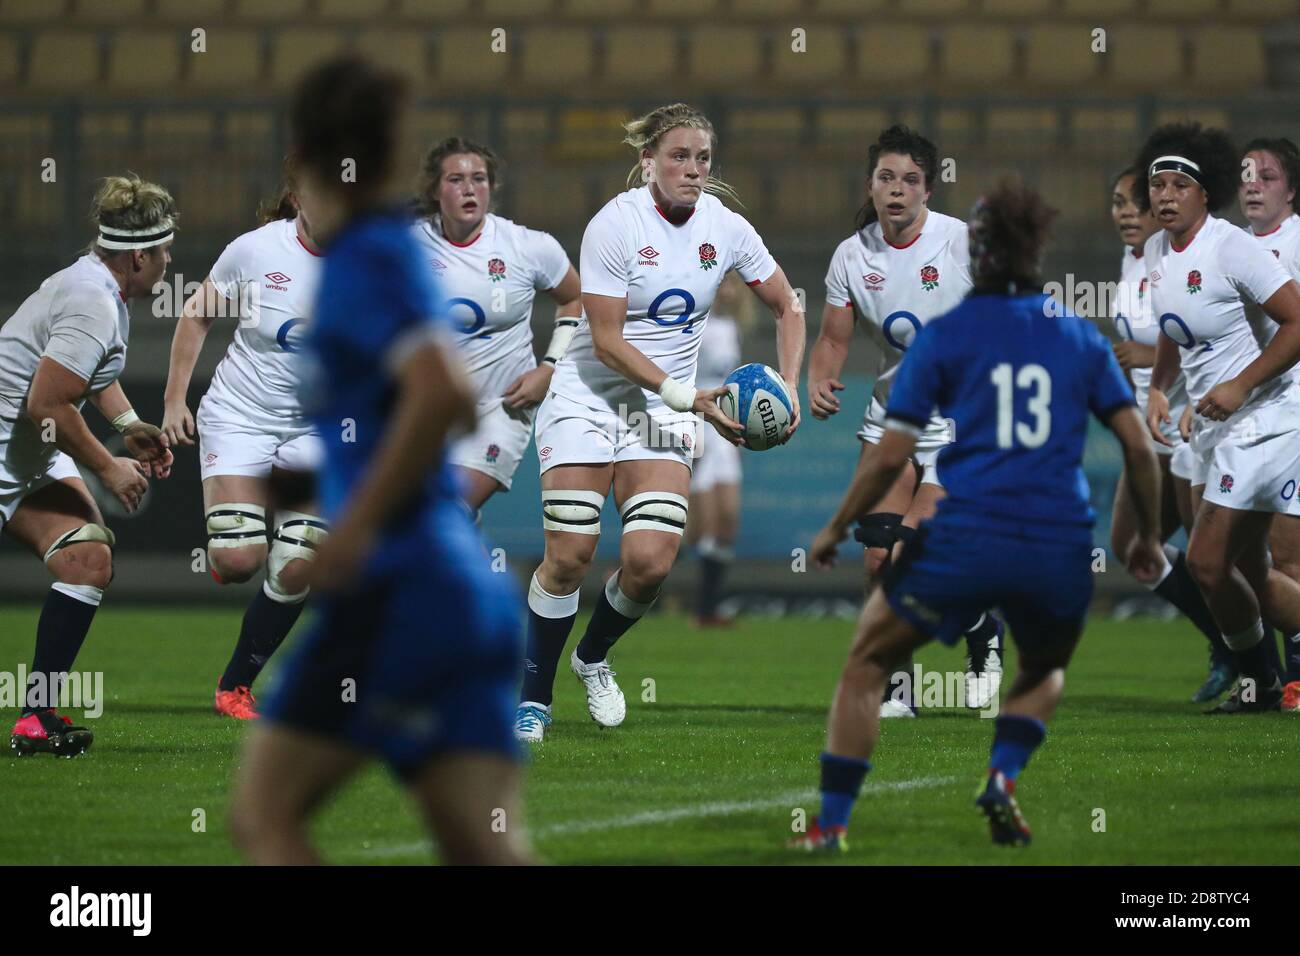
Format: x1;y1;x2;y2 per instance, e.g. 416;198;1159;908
1170;233;1196;253
1128;245;1144;261
1252;221;1284;238
884;230;922;250
436;214;486;247
296;234;322;257
653;198;695;224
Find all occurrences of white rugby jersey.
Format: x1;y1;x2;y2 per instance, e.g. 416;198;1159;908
206;217;320;429
554;187;776;415
1113;245;1188;422
1144;215;1293;412
0;255;129;467
696;312;741;389
1245;213;1300;346
411;213;570;400
824;210;971;441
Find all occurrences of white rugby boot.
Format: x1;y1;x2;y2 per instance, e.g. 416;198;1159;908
879;699;917;719
570;650;627;728
514;702;552;742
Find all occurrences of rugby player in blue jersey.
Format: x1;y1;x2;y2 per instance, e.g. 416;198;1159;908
229;56;529;866
793;178;1165;851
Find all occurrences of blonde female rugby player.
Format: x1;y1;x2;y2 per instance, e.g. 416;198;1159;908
4;174;174;755
514;103;805;741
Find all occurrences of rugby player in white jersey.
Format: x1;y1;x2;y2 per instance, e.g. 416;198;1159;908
514;103;805;741
4;175;174;755
687;271;750;627
162;166;327;720
1239;136;1300;702
412;137;581;516
1108;167;1239;702
808;125;1001;716
1140;123;1300;713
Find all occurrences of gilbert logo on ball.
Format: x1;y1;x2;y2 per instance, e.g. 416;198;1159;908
716;363;794;451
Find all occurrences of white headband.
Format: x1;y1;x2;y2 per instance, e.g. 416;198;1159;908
97;221;175;251
1148;155;1203;185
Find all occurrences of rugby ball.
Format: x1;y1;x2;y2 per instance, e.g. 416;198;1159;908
716;363;794;451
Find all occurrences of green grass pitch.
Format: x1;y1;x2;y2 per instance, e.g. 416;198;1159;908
1;604;1297;865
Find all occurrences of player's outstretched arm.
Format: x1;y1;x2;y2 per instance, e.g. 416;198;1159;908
810;426;916;568
1108;404;1164;584
162;276;223;446
747;264;804;441
808;302;854;420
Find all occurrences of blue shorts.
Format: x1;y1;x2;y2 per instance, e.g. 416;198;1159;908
883;518;1093;655
263;562;523;781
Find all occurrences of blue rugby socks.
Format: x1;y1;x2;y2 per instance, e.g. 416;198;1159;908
989;714;1047;783
818;752;872;832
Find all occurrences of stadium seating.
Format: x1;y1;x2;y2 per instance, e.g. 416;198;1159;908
269;29;347;89
1107;26;1184;87
356;30;429;84
605;27;678;85
559;0;637;18
771;24;847;84
108;30;183;90
941;25;1015;85
0;31;17;85
232;0;309;22
1190;27;1266;90
185;30;264;89
71;0;147;21
155;0;228;19
27;32;100;91
317;0;393;18
688;26;763;85
855;25;931;86
519;27;593;89
435;26;511;89
0;0;67;23
1024;25;1102;87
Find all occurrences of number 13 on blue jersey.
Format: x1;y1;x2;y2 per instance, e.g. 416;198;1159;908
991;362;1052;448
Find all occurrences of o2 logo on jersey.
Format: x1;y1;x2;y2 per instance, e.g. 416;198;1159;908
648;288;698;334
447;297;491;339
882;310;922;351
275;318;306;353
1158;312;1212;354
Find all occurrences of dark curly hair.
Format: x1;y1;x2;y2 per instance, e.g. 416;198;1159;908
418;137;502;218
1242;136;1300;202
1133;123;1238;213
968;175;1058;293
1109;164;1140;198
855;124;940;230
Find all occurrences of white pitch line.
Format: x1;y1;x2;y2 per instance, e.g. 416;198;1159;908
351;774;956;861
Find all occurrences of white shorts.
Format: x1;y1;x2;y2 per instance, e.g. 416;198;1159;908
691;420;742;492
448;398;534;491
0;417;81;525
534;391;696;475
1169;439;1195;482
858;418;945;487
1196;396;1300;514
197;397;322;481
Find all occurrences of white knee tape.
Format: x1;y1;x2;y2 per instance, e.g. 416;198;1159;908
542;489;605;535
1222;620;1264;652
43;523;116;564
205;503;267;552
620;491;688;536
266;511;328;603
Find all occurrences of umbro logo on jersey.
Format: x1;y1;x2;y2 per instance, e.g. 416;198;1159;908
429;258;448;271
265;272;290;291
1150;270;1162;285
637;246;660;266
863;272;885;291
